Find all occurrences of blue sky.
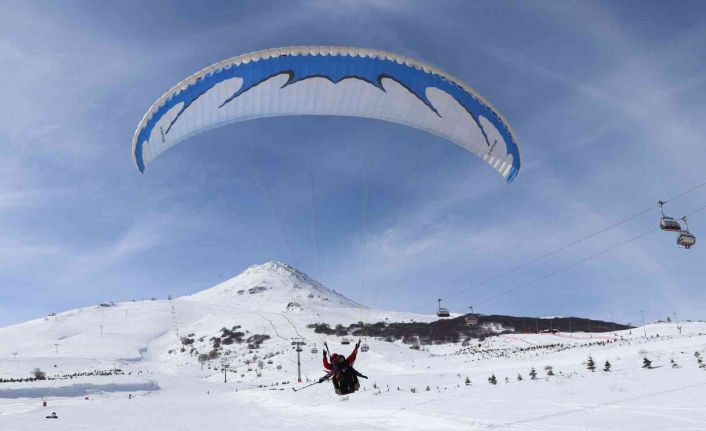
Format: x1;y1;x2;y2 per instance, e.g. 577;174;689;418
1;1;706;327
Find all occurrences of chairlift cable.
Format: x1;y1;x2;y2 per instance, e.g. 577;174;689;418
443;179;706;301
470;201;706;308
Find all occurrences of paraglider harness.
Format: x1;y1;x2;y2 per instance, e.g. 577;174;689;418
319;341;367;395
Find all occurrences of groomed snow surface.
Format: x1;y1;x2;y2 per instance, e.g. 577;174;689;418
1;262;705;430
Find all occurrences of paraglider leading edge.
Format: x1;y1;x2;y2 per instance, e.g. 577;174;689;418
131;46;522;182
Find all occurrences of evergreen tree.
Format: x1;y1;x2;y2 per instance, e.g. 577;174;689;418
488;374;497;385
586;355;596;372
517;373;523;381
603;361;611;372
31;368;46;380
426;385;430;392
642;357;653;369
464;376;471;386
529;367;537;380
545;365;554;376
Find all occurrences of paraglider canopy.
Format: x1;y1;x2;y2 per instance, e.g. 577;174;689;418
132;46;522;182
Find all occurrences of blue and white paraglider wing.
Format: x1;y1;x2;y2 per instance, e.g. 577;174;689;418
132;46;522;182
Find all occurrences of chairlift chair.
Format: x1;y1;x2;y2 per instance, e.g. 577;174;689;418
341;337;351;345
677;216;696;249
465;306;478;326
658;201;682;232
311;344;318;354
360;339;369;352
436;298;450;318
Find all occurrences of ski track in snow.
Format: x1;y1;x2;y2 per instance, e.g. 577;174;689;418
494;381;706;430
2;262;706;430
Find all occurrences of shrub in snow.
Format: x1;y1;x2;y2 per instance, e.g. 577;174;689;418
603;361;611;372
642;357;653;369
465;376;471;386
544;365;554;376
517;373;523;381
426;385;430;392
529;367;537;380
488;374;497;385
410;387;416;393
586;355;596;372
31;368;46;380
670;359;679;368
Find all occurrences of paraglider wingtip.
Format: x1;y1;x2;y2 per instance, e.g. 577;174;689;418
505;167;519;183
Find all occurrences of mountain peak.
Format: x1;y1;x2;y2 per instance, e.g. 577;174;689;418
244;261;310;279
187;261;362;311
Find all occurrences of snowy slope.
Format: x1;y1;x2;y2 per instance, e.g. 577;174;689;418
2;262;706;430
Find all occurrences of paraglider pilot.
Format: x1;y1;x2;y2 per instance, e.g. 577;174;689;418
319;340;368;395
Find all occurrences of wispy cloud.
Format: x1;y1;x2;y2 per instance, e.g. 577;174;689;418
1;1;705;327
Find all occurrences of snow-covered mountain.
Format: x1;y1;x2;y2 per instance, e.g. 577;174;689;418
189;261;362;310
2;262;706;431
0;261;429;363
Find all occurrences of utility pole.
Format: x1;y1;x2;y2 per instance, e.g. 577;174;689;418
223;364;229;383
535;318;539;334
610;312;616;334
54;343;59;354
291;338;306;383
569;317;573;335
522;318;527;333
674;312;682;335
588;320;593;338
640;310;647;338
